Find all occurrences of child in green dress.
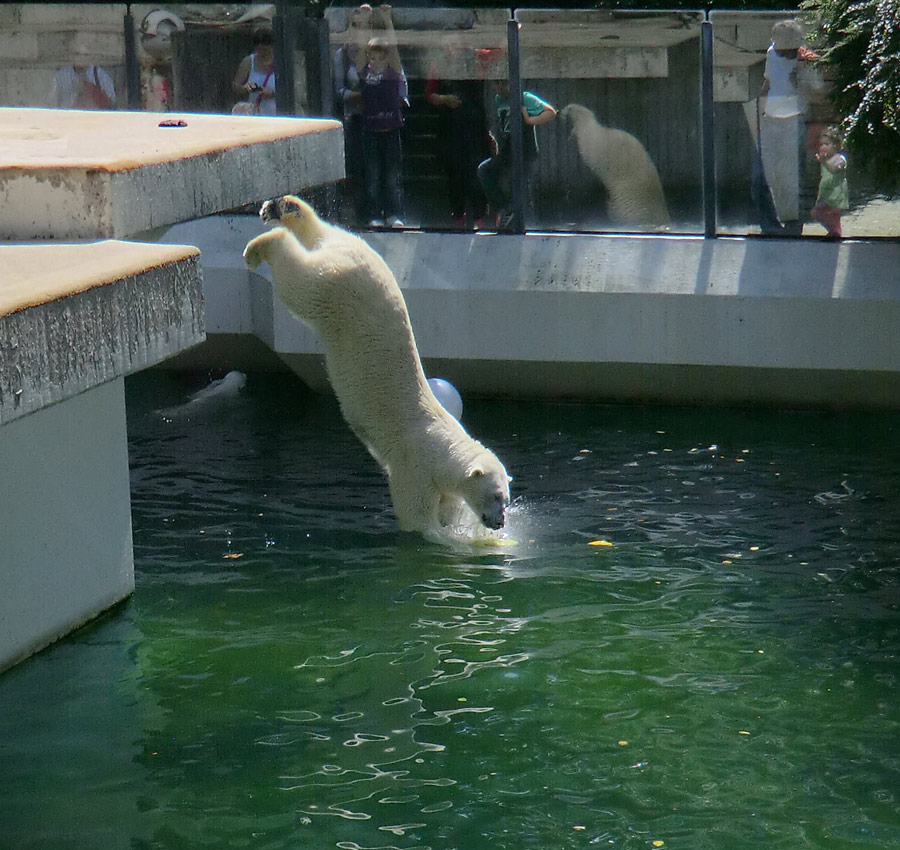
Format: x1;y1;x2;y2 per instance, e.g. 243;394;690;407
810;127;849;239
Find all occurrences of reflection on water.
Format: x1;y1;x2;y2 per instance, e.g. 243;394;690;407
2;372;900;850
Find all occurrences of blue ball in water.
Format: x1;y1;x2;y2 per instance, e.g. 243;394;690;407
428;377;463;421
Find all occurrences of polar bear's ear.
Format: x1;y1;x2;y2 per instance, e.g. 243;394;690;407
507;474;514;483
466;466;485;480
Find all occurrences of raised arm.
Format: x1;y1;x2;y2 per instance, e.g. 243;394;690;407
524;102;557;126
522;93;557;126
232;55;253;97
354;5;374;71
374;5;402;73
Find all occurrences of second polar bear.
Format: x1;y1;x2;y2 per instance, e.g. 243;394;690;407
243;196;511;536
563;103;670;228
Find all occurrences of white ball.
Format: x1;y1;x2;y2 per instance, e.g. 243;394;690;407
428;377;463;421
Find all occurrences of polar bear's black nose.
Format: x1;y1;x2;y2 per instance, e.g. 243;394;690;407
483;509;505;530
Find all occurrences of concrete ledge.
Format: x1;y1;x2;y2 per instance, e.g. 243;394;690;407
0;109;344;239
0;240;205;426
162;217;900;408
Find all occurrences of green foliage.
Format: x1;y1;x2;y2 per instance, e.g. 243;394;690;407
802;0;900;192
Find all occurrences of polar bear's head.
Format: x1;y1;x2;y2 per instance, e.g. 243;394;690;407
559;103;597;126
561;103;597;132
461;452;511;530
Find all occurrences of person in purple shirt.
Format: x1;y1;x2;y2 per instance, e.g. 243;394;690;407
356;5;407;228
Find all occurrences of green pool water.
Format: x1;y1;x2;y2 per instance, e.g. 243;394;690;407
2;373;899;850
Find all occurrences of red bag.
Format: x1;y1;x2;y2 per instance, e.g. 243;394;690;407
75;68;112;110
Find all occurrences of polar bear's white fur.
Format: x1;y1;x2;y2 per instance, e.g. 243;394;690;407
563;103;670;228
243;196;510;536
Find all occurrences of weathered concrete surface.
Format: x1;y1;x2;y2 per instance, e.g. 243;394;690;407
0;240;205;426
0;109;344;239
161;216;900;409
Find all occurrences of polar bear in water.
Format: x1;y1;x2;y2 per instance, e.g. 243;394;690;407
563;103;670;228
243;196;510;536
157;370;247;421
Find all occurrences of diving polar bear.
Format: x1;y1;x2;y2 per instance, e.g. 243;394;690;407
563;103;670;228
243;196;511;536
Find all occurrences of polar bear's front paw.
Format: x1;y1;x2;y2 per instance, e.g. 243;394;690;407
259;198;282;224
243;238;263;271
260;195;304;225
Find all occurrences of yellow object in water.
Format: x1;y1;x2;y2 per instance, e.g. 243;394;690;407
588;539;613;547
472;536;518;548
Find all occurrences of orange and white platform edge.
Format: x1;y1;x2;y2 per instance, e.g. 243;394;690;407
0;107;343;239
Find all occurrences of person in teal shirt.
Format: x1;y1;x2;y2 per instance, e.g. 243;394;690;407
477;79;556;229
810;127;849;239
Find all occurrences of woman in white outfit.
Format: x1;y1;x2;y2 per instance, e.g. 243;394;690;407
232;27;276;115
758;20;807;234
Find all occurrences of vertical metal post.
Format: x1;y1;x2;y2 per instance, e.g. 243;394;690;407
312;15;337;215
123;4;141;110
274;0;297;115
700;13;717;238
315;17;334;117
507;14;526;234
299;15;334;117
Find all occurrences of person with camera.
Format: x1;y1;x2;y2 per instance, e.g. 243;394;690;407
232;27;276;115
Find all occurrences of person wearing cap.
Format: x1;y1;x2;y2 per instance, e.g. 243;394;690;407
139;10;184;111
756;19;815;235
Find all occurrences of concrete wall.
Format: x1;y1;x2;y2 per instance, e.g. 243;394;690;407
161;216;900;409
0;379;134;674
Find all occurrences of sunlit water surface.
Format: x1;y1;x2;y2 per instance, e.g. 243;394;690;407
2;373;900;850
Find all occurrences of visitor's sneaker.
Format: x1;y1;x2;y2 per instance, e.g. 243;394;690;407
473;218;483;231
368;218;385;228
387;216;405;228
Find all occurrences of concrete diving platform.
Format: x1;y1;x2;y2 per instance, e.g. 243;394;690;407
0;108;345;674
0;108;344;240
0;242;202;672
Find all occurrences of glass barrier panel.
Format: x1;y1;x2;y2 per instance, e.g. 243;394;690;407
6;3;897;238
711;9;900;239
711;10;815;237
516;9;704;234
327;5;509;231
